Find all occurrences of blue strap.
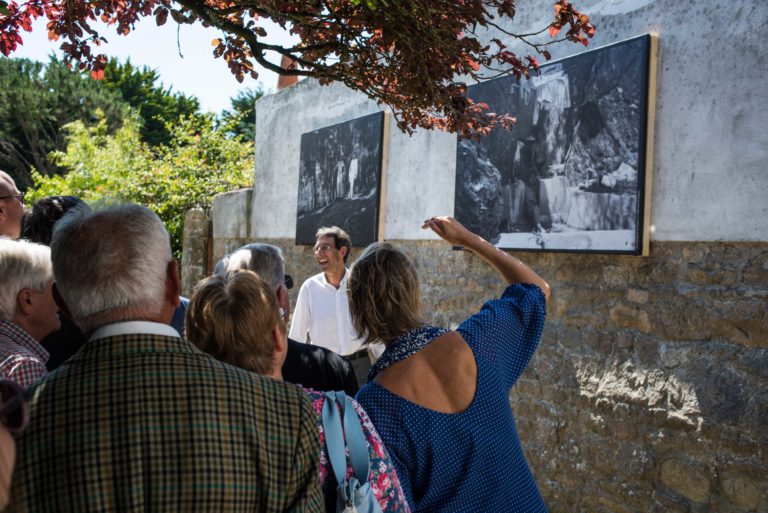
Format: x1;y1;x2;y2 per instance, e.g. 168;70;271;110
321;390;371;486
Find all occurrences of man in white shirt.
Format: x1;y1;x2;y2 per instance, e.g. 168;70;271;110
289;226;370;386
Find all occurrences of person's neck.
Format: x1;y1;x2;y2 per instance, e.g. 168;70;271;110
324;267;346;289
11;316;43;342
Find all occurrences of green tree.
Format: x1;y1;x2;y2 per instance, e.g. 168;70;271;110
0;57;130;186
219;87;265;142
101;58;201;147
29;113;253;260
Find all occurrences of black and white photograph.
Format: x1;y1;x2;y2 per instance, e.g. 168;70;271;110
454;34;654;254
295;112;386;246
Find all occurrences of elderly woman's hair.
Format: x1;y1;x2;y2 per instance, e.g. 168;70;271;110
21;196;89;246
223;243;285;292
51;204;171;332
0;239;53;320
348;242;423;344
186;271;283;375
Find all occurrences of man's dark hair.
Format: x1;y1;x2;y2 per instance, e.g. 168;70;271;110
22;196;89;246
315;226;352;263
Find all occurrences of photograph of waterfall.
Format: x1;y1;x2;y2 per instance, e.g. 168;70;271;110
454;34;655;254
296;112;385;246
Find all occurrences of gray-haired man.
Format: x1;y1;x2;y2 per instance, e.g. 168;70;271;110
0;171;24;240
221;243;359;395
7;204;323;513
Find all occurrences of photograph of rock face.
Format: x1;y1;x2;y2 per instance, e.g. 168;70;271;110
454;34;654;254
295;112;385;246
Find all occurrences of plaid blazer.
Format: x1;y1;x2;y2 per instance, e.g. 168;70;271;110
8;333;324;513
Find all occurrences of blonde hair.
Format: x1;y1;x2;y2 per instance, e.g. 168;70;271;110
348;242;423;345
186;271;284;375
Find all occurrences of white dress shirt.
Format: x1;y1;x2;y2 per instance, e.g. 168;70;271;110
288;270;365;356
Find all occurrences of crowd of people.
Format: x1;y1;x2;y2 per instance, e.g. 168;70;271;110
0;168;551;513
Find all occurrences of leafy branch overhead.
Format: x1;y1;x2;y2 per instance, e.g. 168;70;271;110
0;0;595;136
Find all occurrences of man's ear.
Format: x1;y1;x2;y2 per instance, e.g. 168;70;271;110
272;325;287;356
15;289;34;316
339;245;348;260
52;283;73;319
277;285;290;323
165;260;181;308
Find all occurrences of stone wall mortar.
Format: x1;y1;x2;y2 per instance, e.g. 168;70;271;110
211;237;767;512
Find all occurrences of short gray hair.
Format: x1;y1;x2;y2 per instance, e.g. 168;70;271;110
0;239;53;320
51;204;171;332
221;243;285;292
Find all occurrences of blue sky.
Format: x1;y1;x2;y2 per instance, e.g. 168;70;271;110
10;17;298;113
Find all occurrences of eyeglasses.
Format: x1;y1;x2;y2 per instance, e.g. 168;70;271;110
0;192;24;203
0;380;29;434
313;243;335;253
284;274;293;289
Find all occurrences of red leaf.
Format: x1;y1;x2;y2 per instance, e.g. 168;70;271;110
155;8;168;26
90;68;104;80
542;50;551;60
549;25;561;37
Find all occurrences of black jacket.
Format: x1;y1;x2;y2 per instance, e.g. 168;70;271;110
282;338;359;396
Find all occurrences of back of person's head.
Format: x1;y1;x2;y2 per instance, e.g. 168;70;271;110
315;226;351;263
348;242;423;344
186;271;282;375
21;196;89;246
223;243;285;291
51;203;171;332
0;239;53;321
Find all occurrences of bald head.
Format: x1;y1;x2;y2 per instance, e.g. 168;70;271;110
0;171;24;240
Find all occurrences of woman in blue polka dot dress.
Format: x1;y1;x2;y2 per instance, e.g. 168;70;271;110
349;216;551;512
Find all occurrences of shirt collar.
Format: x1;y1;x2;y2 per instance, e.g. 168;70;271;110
90;321;180;341
321;268;349;288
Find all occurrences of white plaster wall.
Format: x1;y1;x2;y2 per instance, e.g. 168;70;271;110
253;0;768;242
252;80;459;240
252;80;378;239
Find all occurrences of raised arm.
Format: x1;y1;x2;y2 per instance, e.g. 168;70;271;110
422;216;550;303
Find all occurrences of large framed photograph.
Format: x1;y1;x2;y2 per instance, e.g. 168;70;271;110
296;112;386;246
454;34;657;255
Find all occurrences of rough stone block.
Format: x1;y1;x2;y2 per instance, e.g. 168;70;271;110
721;470;762;511
181;207;209;297
660;459;711;503
609;304;651;333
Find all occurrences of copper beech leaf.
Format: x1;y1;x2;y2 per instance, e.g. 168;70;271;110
0;0;595;137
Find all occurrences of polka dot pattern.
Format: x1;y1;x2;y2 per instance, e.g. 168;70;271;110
356;284;548;512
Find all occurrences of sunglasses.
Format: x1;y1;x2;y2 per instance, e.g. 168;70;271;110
284;274;293;289
0;380;29;434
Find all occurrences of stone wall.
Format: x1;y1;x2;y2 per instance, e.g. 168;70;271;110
203;227;767;512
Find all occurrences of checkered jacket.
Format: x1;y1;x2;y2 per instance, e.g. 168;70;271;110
0;319;48;388
8;333;324;513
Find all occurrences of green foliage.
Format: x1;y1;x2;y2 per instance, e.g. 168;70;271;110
29;113;254;260
101;58;200;147
0;57;130;186
219;87;264;142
